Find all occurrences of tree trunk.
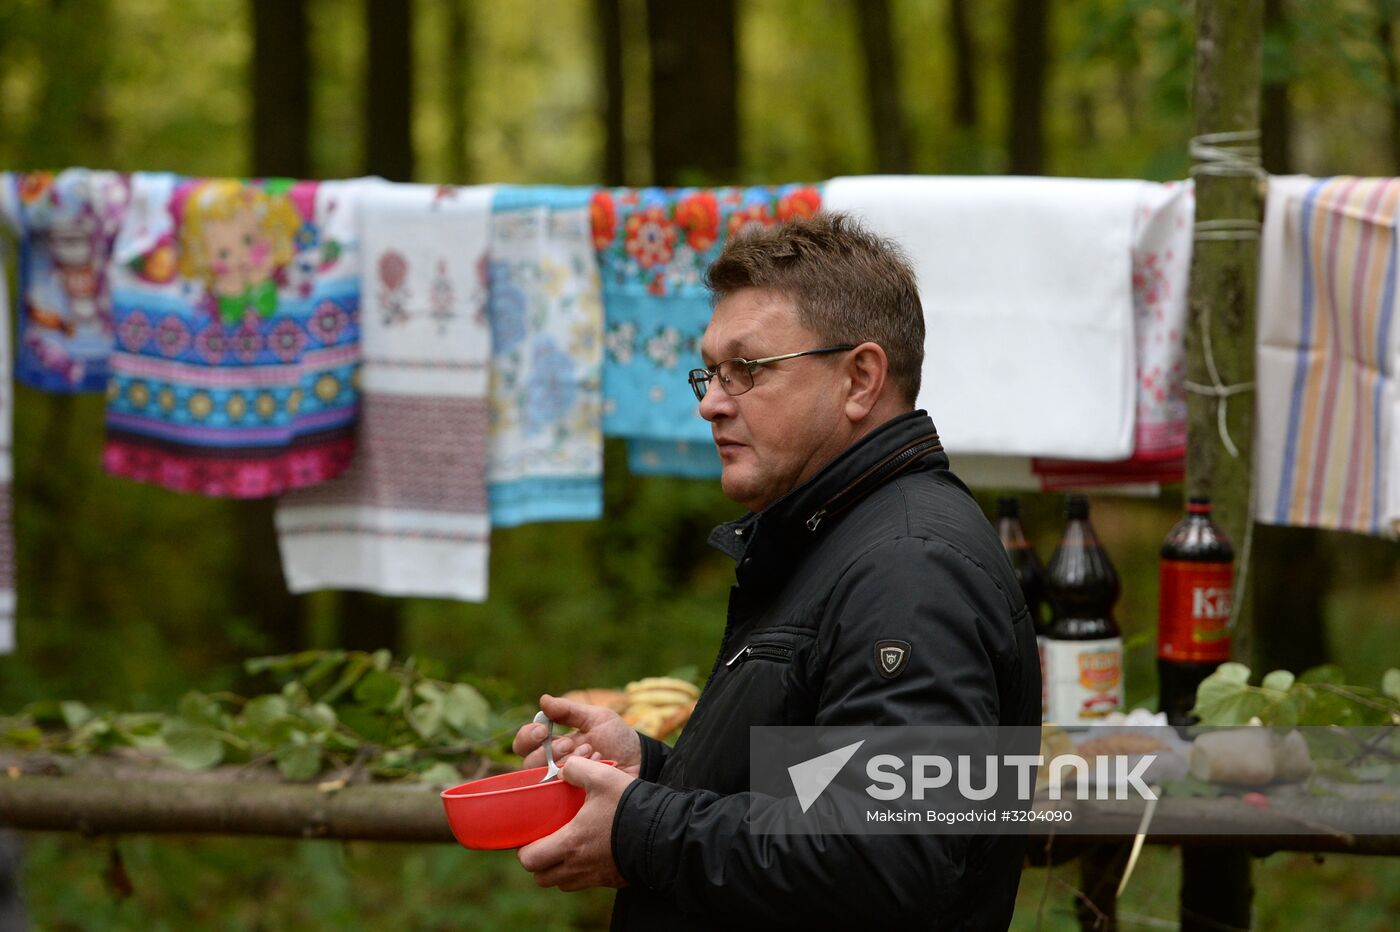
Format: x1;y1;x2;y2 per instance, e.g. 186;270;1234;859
1183;2;1264;930
246;0;314;658
948;0;977;131
1255;0;1333;679
596;0;627;186
444;0;472;183
1007;0;1048;174
646;0;738;185
1378;0;1400;169
365;0;415;181
855;0;912;173
251;0;311;179
1260;0;1292;174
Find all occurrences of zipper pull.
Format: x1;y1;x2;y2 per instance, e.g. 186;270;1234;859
725;644;751;666
806;509;826;532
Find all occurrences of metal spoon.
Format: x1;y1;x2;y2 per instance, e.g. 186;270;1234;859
533;710;560;783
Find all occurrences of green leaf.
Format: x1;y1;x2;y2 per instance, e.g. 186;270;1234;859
407;684;445;740
59;701;93;730
165;726;225;770
354;670;402;710
1215;662;1253;685
418;762;463;786
276;743;322;781
1191;666;1270;724
1261;670;1295;693
1299;664;1345;686
177;692;223;728
243;695;290;733
302;703;338;733
1382;669;1400;701
300;651;348;688
3;726;42;748
443;683;490;734
319;654;372;705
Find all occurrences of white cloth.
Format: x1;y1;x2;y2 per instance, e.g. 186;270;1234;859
1256;175;1400;537
277;183;497;598
824;175;1145;461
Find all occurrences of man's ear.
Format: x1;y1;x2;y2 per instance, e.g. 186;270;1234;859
844;341;888;422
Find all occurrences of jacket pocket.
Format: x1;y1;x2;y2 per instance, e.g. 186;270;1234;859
725;641;796;666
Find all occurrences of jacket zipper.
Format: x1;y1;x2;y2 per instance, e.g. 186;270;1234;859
805;434;943;532
725;642;795;666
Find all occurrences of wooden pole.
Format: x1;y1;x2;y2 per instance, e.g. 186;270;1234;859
1183;2;1264;930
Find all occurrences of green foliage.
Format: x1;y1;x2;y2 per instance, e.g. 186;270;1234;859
1191;662;1400;726
1;651;514;783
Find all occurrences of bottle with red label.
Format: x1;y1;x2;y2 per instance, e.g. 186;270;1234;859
1157;496;1234;725
1043;494;1124;724
995;497;1050;720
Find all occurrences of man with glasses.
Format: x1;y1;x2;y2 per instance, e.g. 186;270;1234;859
515;213;1040;929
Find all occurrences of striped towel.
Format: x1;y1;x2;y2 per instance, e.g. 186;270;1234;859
486;186;604;527
1257;176;1400;537
276;183;496;600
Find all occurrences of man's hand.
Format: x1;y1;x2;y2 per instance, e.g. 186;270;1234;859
512;693;643;777
517;756;635;891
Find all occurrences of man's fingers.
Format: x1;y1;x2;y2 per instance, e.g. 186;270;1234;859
510;722;542;758
538;693;599;729
517;837;564;875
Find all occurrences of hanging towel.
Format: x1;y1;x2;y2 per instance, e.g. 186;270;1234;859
486;186;604;527
1033;180;1194;487
825;175;1143;461
103;174;366;497
276;183;495;600
593;184;824;447
0;243;14;653
1257;176;1400;538
0;169;130;392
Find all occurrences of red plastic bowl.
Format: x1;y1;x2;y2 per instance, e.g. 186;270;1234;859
441;762;614;850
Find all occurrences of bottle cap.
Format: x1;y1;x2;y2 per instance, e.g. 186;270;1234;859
1065;494;1089;520
996;497;1020;518
1187;496;1211;514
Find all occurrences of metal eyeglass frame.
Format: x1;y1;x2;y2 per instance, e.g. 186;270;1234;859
687;345;856;402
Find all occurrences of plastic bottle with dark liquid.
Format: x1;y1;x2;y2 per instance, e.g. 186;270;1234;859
1157;497;1234;726
1043;494;1124;724
995;497;1050;720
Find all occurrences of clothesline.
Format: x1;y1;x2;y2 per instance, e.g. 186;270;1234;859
0;169;1395;653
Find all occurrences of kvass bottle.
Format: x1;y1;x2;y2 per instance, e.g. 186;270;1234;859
1157;497;1234;726
1043;494;1124;724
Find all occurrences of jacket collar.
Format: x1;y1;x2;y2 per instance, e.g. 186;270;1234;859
709;411;947;587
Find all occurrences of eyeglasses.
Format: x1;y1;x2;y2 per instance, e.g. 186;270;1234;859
688;345;856;402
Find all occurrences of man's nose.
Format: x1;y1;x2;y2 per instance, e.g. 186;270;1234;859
698;382;734;422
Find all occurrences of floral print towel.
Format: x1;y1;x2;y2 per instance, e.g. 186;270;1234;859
591;183;823;448
103;174;367;497
1;169;130;392
487;186;604;526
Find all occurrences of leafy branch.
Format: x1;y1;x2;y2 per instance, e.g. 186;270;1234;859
0;650;525;784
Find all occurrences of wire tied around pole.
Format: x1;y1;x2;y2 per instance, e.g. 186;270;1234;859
1187;129;1262;641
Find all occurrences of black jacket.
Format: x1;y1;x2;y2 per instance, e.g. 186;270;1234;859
609;411;1041;931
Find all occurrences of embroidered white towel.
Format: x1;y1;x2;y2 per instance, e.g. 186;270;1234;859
276;183;497;599
824;175;1145;461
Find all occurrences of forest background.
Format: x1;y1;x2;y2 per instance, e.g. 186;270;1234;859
0;0;1397;928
